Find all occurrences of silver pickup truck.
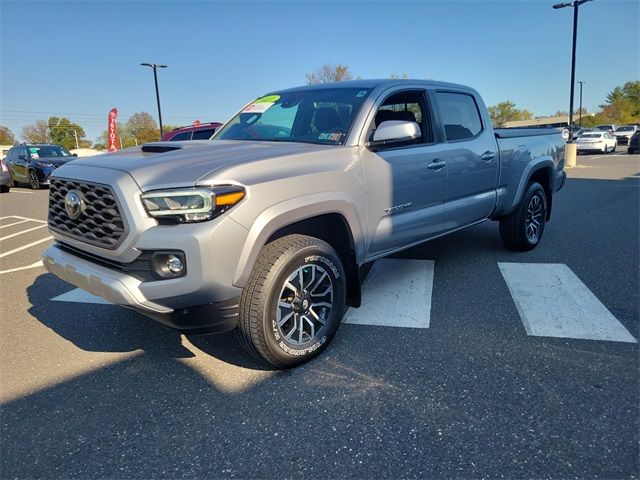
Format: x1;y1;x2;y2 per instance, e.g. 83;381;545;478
43;80;566;367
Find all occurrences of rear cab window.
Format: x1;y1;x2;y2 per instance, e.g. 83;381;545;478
435;92;483;141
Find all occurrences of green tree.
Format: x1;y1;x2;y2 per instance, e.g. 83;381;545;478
126;112;160;143
306;64;354;84
598;81;640;124
0;126;16;145
48;117;90;150
487;101;533;127
22;120;49;143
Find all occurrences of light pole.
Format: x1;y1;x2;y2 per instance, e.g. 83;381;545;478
577;81;585;127
140;63;167;139
552;0;593;141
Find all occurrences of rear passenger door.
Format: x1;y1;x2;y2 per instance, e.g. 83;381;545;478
434;91;499;229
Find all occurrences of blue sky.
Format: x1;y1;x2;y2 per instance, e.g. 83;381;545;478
1;0;638;143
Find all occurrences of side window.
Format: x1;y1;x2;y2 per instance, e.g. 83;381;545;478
192;129;215;140
170;131;191;141
373;90;432;144
436;92;483;141
6;149;15;162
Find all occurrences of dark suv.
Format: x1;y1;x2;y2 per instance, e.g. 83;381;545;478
5;144;76;189
628;130;640;154
162;122;222;141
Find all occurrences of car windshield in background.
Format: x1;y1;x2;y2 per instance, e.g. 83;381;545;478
616;126;635;132
29;146;71;158
580;133;602;139
214;88;372;145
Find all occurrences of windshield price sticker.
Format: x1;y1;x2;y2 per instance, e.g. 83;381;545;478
242;95;280;114
29;147;40;158
318;132;343;142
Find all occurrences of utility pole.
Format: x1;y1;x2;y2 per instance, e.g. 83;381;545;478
553;0;594;167
74;129;79;149
140;63;168;139
577;81;586;127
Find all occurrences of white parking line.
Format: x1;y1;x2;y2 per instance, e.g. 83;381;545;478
0;260;44;274
51;288;111;305
499;263;636;343
0;224;47;241
9;215;47;224
0;236;53;258
343;259;434;328
0;219;30;229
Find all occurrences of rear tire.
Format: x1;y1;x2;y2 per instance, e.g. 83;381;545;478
499;182;548;251
236;234;346;368
0;185;9;193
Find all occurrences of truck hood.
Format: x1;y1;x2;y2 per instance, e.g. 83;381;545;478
60;140;336;191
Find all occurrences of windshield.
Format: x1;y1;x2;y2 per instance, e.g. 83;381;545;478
580;133;602;139
616;126;634;132
214;88;372;145
596;126;612;131
28;146;72;158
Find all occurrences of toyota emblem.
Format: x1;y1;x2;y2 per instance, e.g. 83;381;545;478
64;190;85;220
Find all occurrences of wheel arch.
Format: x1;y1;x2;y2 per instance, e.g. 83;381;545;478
233;195;366;308
510;160;554;221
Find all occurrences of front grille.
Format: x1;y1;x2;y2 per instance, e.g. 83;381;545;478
49;178;126;249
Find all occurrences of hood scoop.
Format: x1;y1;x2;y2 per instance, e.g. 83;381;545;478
141;144;183;154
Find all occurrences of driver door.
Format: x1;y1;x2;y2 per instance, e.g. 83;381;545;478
361;89;447;258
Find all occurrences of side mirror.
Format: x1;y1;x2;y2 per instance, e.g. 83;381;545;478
72;153;78;157
367;120;421;149
17;154;27;160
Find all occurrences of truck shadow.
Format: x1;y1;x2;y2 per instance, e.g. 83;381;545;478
26;273;271;370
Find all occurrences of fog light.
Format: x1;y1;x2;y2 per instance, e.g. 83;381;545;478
167;255;183;274
151;251;186;279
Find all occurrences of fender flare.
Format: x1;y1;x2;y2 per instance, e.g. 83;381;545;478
509;158;554;211
232;192;365;288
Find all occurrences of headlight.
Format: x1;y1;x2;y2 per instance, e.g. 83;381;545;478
35;160;54;167
141;186;245;223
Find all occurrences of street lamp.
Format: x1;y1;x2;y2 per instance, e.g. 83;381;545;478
577;81;586;127
140;63;167;139
552;0;593;142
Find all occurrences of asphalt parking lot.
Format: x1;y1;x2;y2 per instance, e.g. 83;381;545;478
1;150;639;478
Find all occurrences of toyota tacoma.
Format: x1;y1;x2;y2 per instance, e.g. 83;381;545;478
43;80;566;367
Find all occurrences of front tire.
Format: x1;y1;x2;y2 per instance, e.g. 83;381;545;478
236;234;346;368
499;182;548;251
0;185;9;193
29;170;40;190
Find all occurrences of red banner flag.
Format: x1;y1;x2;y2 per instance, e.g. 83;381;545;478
107;108;119;152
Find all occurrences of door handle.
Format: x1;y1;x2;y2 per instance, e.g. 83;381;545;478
481;151;496;161
427;159;446;170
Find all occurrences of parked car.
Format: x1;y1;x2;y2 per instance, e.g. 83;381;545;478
628;130;640;154
596;124;617;136
0;158;11;193
43;79;566;367
162;122;223;141
4;144;77;189
575;131;617;154
572;127;594;140
614;125;639;145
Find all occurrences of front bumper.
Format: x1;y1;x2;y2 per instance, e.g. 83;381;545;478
43;243;239;334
